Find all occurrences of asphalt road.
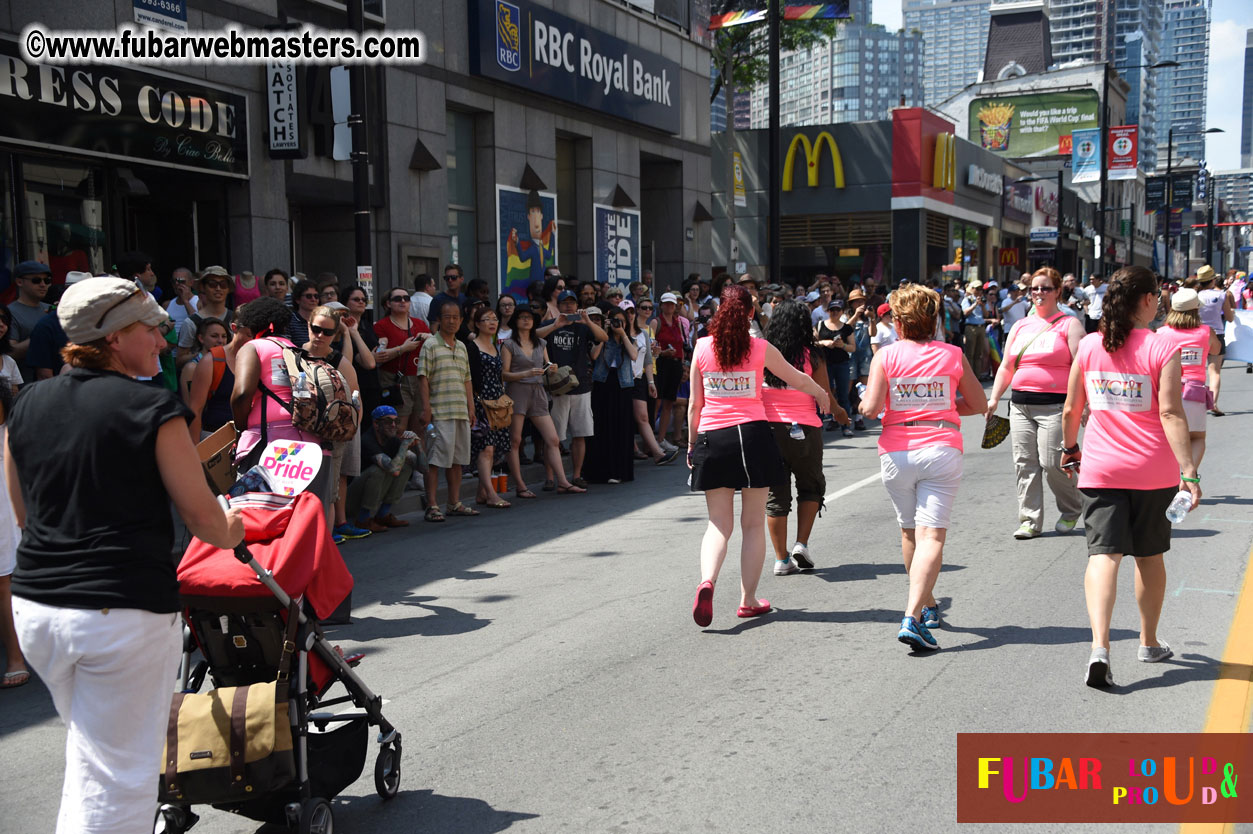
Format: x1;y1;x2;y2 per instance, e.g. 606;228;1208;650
2;367;1252;834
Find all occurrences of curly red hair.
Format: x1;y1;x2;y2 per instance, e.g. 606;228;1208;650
709;284;753;370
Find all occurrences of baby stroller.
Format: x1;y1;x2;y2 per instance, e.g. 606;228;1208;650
156;490;402;834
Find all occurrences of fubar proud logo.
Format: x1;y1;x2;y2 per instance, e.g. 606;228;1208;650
496;0;522;72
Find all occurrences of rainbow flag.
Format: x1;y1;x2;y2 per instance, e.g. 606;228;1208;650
709;3;850;29
986;324;1002;366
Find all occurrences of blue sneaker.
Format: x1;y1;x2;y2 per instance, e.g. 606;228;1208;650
921;604;940;629
332;532;346;546
334;523;373;540
898;616;939;651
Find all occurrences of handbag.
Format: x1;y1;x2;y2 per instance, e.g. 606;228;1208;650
158;604;299;805
481;394;514;430
1182;379;1214;409
543;364;579;396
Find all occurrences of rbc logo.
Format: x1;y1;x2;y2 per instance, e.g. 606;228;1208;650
496;0;522;73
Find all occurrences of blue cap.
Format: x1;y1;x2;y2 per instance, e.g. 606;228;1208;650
15;260;50;277
371;405;398;420
557;290;577;303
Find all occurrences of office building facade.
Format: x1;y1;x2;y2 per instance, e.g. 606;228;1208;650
1156;0;1211;169
903;0;991;106
1241;29;1253;168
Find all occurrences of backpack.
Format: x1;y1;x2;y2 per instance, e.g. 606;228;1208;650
259;339;358;443
207;345;227;398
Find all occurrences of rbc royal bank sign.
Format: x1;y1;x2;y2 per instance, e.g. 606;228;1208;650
469;0;681;134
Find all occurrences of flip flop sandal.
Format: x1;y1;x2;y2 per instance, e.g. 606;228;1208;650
484;500;511;509
541;480;556;492
515;489;538;499
2;670;30;689
556;484;586;494
736;600;772;618
446;502;481;516
424;506;446;523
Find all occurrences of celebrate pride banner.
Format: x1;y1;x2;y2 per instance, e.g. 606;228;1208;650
957;733;1252;823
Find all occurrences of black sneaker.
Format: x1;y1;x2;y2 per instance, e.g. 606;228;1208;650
853;418;866;432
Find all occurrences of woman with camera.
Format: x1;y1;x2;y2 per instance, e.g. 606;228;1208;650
984;267;1086;540
688;285;830;628
1061;265;1199;688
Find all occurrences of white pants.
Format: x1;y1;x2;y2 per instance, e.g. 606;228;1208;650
13;598;181;834
880;445;963;529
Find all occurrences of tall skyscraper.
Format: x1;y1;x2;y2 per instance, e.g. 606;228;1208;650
1156;0;1211;169
1241;28;1253;168
902;0;991;105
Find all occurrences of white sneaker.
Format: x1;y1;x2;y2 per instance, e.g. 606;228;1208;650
1055;518;1078;534
1013;522;1040;540
774;557;800;576
791;542;814;570
659;439;678;453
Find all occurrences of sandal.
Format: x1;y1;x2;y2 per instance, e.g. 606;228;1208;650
483;499;511;509
515;489;537;499
556;483;586;494
424;506;446;523
2;670;30;689
446;502;481;517
541;479;556;492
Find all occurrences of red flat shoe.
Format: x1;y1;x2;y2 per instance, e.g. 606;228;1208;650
692;580;714;627
736;600;771;618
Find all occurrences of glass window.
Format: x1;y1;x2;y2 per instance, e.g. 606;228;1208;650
20;158;106;282
556;137;577;275
446;111;477;280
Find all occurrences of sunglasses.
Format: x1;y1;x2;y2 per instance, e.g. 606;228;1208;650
301;292;319;300
23;275;51;285
1029;286;1056;293
309;323;337;337
204;280;231;290
639;305;654;311
389;295;410;303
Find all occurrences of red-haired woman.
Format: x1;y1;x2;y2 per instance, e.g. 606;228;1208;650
688;284;830;628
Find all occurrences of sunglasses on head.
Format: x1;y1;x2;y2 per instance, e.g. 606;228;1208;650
309;323;336;337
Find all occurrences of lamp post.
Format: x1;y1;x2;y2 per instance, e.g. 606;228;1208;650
1096;60;1177;283
1164;125;1222;282
1016;171;1064;272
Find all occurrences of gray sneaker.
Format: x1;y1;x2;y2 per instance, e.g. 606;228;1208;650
1086;647;1114;688
774;557;800;576
1137;642;1173;663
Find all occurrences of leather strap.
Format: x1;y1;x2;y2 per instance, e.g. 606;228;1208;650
165;691;186;794
1012;313;1067;370
229;686;249;785
275;601;300;703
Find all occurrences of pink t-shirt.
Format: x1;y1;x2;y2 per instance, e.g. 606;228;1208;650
1004;312;1072;394
1155;325;1210;385
1076;329;1177;490
233;275;262;306
694;336;768;431
878;339;964;454
236;337;319;460
762;350;821;427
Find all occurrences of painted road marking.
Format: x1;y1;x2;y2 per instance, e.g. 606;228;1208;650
1179;541;1253;834
1200;514;1253;524
824;471;881;503
1172;583;1236;598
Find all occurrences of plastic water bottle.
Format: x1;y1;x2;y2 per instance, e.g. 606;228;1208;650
292;370;311;402
1165;490;1192;524
789;421;805;440
351;390;361;410
424;422;439;454
856;382;866;397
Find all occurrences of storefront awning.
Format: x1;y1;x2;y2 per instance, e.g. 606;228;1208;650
890;196;994;228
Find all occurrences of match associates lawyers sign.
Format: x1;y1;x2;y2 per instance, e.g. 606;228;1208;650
593;204;641;291
469;0;681;134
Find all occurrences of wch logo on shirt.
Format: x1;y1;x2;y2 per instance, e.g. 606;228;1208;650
704;371;755;398
889;376;950;411
1180;348;1203;367
1085;372;1150;413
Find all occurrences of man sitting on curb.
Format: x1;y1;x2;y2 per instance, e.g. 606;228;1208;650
347;406;416;532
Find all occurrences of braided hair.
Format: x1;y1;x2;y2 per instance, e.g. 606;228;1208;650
1099;265;1157;354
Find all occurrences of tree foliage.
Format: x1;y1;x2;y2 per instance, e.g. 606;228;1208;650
709;0;843;103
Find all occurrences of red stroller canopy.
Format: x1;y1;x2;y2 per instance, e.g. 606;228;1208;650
179;492;353;620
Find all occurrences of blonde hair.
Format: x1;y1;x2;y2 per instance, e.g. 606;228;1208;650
310;305;342;325
1164;308;1200;330
888;284;941;341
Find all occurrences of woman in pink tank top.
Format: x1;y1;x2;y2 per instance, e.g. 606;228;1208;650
761;301;845;576
858;285;986;652
1156;288;1220;471
688;286;830;629
1061;266;1200;688
985;267;1086;540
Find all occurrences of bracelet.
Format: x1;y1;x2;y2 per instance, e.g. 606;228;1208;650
1060;443;1080;455
1180;476;1200;483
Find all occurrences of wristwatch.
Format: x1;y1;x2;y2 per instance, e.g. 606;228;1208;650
1060;443;1080;455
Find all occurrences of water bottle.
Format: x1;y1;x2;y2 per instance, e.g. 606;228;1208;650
351;390;361;410
424;422;439;455
856;382;866;397
1165;490;1192;524
788;421;805;440
292;370;311;402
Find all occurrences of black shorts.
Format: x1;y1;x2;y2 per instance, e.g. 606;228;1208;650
1080;486;1175;557
632;377;649;401
690;420;787;492
654;356;682;401
766;423;826;516
1216;333;1226;356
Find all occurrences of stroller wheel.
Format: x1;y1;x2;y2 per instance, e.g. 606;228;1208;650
154;804;198;834
297;797;333;834
374;743;402;799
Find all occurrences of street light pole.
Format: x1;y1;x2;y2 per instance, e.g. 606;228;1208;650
1165;126;1174;284
1096;64;1110;281
767;0;780;285
1056;167;1064;272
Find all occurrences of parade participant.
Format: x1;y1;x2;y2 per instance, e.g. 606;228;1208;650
984;267;1085;539
858;284;986;651
501;305;585;497
763;301;840;575
1195;265;1234;416
1154;287;1219;473
1061;265;1199;688
467;305;511;508
688;284;830;628
7;276;243;833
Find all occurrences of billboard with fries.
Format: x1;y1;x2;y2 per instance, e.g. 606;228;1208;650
968;90;1099;159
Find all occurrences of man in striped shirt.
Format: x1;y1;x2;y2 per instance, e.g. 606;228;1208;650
417;298;477;522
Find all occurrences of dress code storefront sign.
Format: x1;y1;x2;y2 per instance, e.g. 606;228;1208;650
0;37;248;177
468;0;681;134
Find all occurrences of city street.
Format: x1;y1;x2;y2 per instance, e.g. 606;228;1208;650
2;370;1252;834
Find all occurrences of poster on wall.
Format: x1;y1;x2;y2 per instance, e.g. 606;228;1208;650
1107;125;1138;181
497;185;558;300
969;90;1099;159
1070;128;1100;184
593;204;641;291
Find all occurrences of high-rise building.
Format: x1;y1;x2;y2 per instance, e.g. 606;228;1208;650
1156;0;1211;169
746;25;924;127
1213;169;1253;223
1241;29;1252;168
903;0;991;105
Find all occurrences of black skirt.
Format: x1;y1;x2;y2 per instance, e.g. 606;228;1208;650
690;420;787;491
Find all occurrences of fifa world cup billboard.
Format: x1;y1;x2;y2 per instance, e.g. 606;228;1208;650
969;91;1099;158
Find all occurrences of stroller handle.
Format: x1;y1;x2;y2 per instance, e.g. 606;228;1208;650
217;494;256;565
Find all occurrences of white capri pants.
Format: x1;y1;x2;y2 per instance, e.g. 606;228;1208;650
879;445;964;529
13;597;181;834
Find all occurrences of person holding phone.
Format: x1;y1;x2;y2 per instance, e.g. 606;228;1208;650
374;287;431;433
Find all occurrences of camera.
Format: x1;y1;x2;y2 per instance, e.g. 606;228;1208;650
611;319;622;328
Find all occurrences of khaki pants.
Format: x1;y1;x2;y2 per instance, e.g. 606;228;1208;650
964;324;989;376
347;457;415;520
1010;401;1083;532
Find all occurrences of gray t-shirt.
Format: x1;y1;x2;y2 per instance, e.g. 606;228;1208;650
9;300;49;342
